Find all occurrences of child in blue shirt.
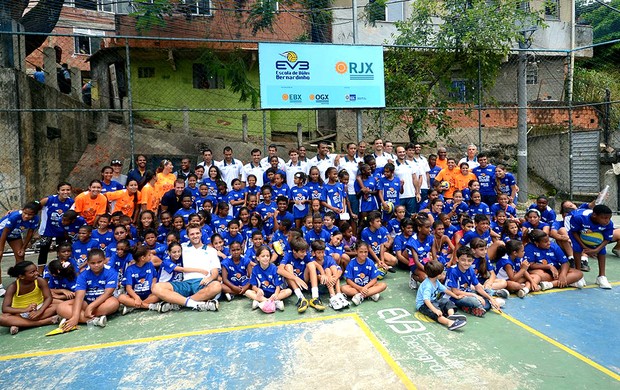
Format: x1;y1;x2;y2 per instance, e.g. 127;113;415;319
304;212;331;245
227;179;246;217
92;214;113;252
173;195;195;225
57;249;120;330
311;240;349;310
360;211;397;276
72;225;100;271
211;203;233;235
325;230;351;270
222;219;244;247
321;167;348;215
445;246;501;317
377;163;403;221
322;212;340;236
416;260;466;331
407;216;435;289
118;246;168;315
289;172;310;228
221;241;252;301
494;240;541;298
340;242;387;305
246;246;292;311
256;185;277;236
394;219;415;268
108;240;133;283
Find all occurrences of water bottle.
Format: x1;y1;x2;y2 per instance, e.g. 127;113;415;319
595;185;610;205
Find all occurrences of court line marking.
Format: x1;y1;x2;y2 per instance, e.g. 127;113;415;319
500;312;620;382
527;281;620;296
0;311;418;389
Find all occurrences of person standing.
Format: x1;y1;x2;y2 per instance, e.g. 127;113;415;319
394;146;421;216
217;146;243;189
110;159;127;186
242;148;265;187
309;141;340;180
338;142;361;216
175;158;193;182
197;149;215;171
473;153;497;206
407;143;431;202
436;147;449;170
459;144;480;170
127;154;148;187
33;67;45;83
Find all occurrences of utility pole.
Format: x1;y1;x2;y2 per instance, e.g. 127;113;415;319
352;0;363;142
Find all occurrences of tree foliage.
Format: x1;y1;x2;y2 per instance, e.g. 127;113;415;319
1;0;64;56
378;0;545;142
576;0;620;70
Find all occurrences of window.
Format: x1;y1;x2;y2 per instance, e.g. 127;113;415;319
526;63;538;85
98;0;114;12
183;0;213;15
193;64;224;89
386;1;404;22
73;29;105;55
449;80;468;102
545;0;559;19
367;0;386;23
75;0;97;10
138;67;155;78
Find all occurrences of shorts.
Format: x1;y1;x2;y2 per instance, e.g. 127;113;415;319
418;296;456;321
569;235;607;255
170;278;206;297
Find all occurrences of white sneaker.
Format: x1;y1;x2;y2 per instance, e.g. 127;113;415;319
539;281;554;291
517;287;529;298
569;277;587;289
90;316;107;328
409;277;418;290
329;295;343;310
121;305;134;315
370;293;380;302
159;302;180;313
252;300;260;310
352;293;364;306
275;300;284;311
0;284;6;297
596;276;612;289
225;293;233;302
494;298;506;307
337;293;350;308
196;300;219;311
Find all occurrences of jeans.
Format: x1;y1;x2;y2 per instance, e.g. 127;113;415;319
400;197;417;218
348;194;359;215
453;294;491;310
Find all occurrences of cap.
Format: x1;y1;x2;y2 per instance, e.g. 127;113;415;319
111;159;122;166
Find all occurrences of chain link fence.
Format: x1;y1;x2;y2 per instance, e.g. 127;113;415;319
1;30;619;211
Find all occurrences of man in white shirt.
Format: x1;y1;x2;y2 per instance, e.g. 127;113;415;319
216;146;243;189
406;143;431;203
337;142;361;215
309;141;340;180
371;138;393;169
152;224;221;311
260;144;286;170
241;148;265;187
458;144;480;169
197;149;215;171
384;140;397;161
394;146;421;216
285;148;308;188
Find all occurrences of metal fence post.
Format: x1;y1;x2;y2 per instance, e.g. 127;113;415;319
262;110;268;155
183;106;189;133
297;122;302;147
125;39;135;165
242;114;248;142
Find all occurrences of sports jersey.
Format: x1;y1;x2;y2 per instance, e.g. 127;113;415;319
39;195;74;237
566;209;614;243
355;176;379;212
256;201;277;234
173;207;194;225
75;265;118;303
378;175;402;205
100;180;124;194
444;200;469;226
444;224;458;240
305;182;323;200
338;156;361;195
394;159;418;200
194;195;212;213
490;203;517;219
281;251;315;278
416;278;448;310
108;252;133;275
467;202;491;218
496;173;517;197
271;183;290;200
344;258;381;286
140;183;160;213
445;265;480;294
211;214;233;234
91;229;114;251
105;189;141;217
309;154;337;179
524;242;568;268
216;158;243;189
428;166;442;184
325;243;344;259
155;173;176;199
104;239;137;259
62;216;87;241
528;204;557;224
226;189;246;217
250;263;283;297
241;162;265;187
321;182;346;212
222;231;244;246
0;210;40;240
289;186;310;219
221;256;251;287
387;218;402;237
495;255;525;280
435;168;460;198
459;229;492;247
159;257;184;283
73;191;108;225
123;262;157;298
71;239;99;268
202;178;219;198
472;164;496;196
316;256;341;275
472;255;495;283
285;161;309;188
406;234;434;267
522;221;550;231
361;226;389;256
393;233;412;253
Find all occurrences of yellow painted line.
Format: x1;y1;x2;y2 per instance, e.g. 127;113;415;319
352;313;417;390
500;312;620;382
0;313;356;361
528;281;620;296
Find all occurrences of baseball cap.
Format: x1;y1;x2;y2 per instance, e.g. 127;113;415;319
111;159;122;166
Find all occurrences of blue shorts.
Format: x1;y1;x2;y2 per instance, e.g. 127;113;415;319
569;235;607;255
170;278;205;297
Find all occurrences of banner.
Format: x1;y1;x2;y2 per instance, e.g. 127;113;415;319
258;43;385;109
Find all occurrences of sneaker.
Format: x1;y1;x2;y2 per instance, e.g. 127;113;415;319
517;287;529;298
308;297;326;311
569;277;587;289
91;316;107;328
224;293;233;302
275;300;284;311
159;302;180;313
568;258;575;269
377;268;387;280
10;326;19;335
581;257;591;272
296;297;309;313
370;293;381;302
494;298;506;307
387;267;396;273
612;248;620;257
337;293;350;308
195;300;219;311
447;314;467;322
461;306;486;317
494;288;509;298
539;281;554;291
0;284;5;297
596;275;612;289
121;305;135;316
352;293;364;306
409;277;419;290
448;319;467;331
252;300;260;310
329;295;343;310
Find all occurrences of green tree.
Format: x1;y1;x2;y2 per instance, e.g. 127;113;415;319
378;0;545;142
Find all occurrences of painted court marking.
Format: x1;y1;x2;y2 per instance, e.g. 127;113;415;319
0;313;416;389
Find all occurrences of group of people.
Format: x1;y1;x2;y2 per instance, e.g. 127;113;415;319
0;139;617;335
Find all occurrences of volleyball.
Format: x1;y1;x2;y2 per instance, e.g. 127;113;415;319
440;181;450;190
383;201;394;213
580;231;604;248
273;240;284;256
287;51;298;62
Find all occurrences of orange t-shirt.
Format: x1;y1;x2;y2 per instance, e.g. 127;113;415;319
140;183;160;213
436;158;448;170
106;189;142;217
73;191;108;225
155;173;176;199
435;167;460;198
454;172;477;191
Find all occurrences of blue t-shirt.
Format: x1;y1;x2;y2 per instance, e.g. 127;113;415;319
221;256;251;287
211;215;233;235
173;208;194;225
387;218;402;237
473;255;495;283
496;173;517;196
71;239;100;268
528;204;557;224
472;164;496;196
0;210;40;240
428;166;442;184
344;258;381;287
272;183;290;200
393;233;412;253
123;262;157;298
289;186;310;219
523;242;568;268
100;180;124;194
495;255;525;280
355;176;379;212
91;229;114;251
281;252;315;278
566;209;614;245
361;226;389;256
75;265;118;303
416;278;448;310
378;176;402;205
321;182;346;212
109;252;133;276
40;195;74;237
159;257;184;283
490;204;517;219
444;200;469;226
445;265;480;295
250;263;283;297
305;182;323;200
222;231;244;246
304;228;331;246
227;189;246;217
468;202;491;218
459;229;491;247
256;201;277;234
406;234;434;266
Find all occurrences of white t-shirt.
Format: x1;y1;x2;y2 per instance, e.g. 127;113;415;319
372;152;392;169
394;160;419;199
309;154;338;181
409;157;431;189
260;156;286;171
241;162;265;187
338;156;361;195
182;243;221;280
216;158;243;189
458;157;479;170
285;161;309;188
